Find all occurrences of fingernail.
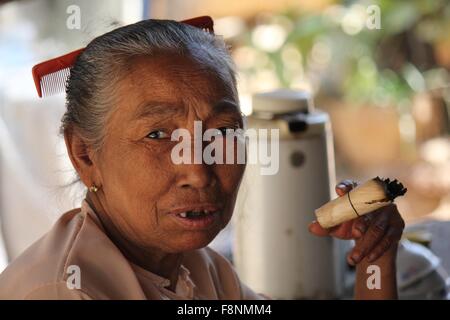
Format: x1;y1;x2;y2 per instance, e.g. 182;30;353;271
368;254;376;262
352;252;361;263
337;183;346;189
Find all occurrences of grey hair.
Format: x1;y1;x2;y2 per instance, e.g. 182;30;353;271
62;19;238;152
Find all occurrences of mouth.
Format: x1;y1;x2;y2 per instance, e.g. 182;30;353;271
168;205;222;230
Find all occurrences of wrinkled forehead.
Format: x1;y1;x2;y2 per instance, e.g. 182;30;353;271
115;54;238;118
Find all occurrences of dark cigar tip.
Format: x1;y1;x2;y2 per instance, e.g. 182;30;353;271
374;176;407;200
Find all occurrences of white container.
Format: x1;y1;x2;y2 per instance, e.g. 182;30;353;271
233;89;349;299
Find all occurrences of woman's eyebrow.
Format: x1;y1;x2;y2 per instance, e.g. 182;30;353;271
132;101;185;120
213;99;240;114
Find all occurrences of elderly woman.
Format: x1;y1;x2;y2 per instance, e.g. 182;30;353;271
0;19;404;300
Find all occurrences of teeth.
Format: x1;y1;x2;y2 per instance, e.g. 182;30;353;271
178;210;218;218
189;211;205;217
178;211;204;218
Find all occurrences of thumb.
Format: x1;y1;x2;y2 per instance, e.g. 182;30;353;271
335;179;358;197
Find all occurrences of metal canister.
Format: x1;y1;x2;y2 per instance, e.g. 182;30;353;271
233;89;349;299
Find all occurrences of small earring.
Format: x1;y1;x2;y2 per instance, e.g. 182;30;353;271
89;184;99;193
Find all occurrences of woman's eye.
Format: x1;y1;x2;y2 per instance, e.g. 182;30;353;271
147;130;169;139
217;126;240;136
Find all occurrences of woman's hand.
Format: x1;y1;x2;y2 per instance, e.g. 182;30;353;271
308;179;405;266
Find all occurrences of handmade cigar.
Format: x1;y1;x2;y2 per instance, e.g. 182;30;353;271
315;177;407;229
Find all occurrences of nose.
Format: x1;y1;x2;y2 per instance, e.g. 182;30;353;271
173;118;218;189
176;163;216;189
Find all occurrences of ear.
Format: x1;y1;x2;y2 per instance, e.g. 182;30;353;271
64;128;99;187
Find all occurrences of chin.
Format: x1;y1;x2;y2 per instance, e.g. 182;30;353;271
167;231;219;253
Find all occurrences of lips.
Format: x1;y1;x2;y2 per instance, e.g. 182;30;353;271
167;204;222;230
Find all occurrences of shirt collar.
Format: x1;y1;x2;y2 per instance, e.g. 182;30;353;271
80;198;196;299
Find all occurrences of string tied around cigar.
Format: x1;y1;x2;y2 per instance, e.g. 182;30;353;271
347;191;360;218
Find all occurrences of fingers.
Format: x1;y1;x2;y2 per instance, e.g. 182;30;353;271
329;221;355;239
347;211;390;265
311;193;405;264
308;220;358;239
351;216;370;239
310;207;371;240
309;220;356;239
335;179;359;197
308;221;330;237
311;188;405;260
366;204;404;262
366;227;402;262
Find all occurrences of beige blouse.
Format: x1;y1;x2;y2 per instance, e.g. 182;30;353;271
0;200;265;300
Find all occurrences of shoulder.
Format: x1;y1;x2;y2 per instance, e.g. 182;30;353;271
0;207;143;299
0;208;83;299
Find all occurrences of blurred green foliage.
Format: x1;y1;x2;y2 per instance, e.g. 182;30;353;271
238;0;450;113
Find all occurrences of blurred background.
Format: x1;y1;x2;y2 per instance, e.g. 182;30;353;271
0;0;449;298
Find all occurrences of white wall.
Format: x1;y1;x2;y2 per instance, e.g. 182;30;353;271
0;0;144;267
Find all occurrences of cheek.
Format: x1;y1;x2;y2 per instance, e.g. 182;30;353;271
217;137;246;191
213;164;245;228
100;141;175;212
215;163;245;196
98;141;180;243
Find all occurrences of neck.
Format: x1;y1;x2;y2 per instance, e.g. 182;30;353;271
85;191;182;291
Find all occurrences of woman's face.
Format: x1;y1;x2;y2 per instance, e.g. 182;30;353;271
92;54;245;253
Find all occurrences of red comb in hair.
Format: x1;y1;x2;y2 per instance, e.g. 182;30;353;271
32;48;85;98
32;16;214;98
180;15;214;33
